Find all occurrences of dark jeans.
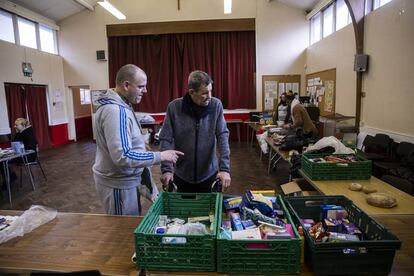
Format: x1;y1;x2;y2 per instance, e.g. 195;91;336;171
174;173;218;193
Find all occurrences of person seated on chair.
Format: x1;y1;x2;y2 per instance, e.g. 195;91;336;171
12;118;38;162
1;118;38;189
283;94;318;139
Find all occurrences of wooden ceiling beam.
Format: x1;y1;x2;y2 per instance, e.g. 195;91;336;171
106;19;255;37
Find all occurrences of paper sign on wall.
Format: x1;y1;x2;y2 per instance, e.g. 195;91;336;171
324;80;335;113
265;97;273;110
265;81;277;95
292;83;299;93
279;83;285;95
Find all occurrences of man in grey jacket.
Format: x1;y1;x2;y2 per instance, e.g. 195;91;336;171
93;64;183;215
160;70;231;192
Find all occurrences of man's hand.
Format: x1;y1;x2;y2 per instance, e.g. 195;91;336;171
161;172;174;191
217;171;231;191
160;150;184;163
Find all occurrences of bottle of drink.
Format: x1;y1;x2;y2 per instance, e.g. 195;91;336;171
298;226;305;263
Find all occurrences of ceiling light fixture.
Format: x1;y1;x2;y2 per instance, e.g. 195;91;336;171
98;0;126;20
224;0;232;14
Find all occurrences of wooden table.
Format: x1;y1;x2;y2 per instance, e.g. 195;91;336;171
244;121;262;146
225;119;243;143
0;211;138;276
299;170;414;215
1;149;36;205
265;136;290;175
0;210;413;275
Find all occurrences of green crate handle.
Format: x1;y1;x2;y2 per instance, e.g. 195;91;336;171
336;163;348;167
180;194;198;200
241;242;273;251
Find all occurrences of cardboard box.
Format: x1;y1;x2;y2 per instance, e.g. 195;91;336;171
281;181;302;196
281;181;319;196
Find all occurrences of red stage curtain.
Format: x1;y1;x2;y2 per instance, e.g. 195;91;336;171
26;85;51;150
5;83;26;135
108;31;256;112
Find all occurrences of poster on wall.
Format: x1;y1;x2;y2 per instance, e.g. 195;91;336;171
279;83;285;96
324;80;335;113
292;83;299;93
91;90;107;113
264;80;277;110
53;89;64;111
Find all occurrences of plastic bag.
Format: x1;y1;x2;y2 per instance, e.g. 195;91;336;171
0;205;57;244
139;167;159;203
167;222;209;235
305;136;355;154
257;132;268;154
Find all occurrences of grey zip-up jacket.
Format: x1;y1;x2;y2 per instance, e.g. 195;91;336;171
159;96;230;184
92;89;161;189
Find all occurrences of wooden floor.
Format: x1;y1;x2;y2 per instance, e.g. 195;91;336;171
0;139;293;214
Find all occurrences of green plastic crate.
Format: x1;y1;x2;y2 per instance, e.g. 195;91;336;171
217;195;301;275
134;192;221;272
284;196;401;275
301;153;372;180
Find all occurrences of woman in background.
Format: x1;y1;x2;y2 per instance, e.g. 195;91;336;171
13;118;37;162
273;92;290;125
1;118;37;188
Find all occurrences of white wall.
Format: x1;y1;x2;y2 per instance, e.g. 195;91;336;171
306;25;356;116
0;40;66;135
305;0;413;138
59;0;308;110
256;0;309;109
362;0;413;136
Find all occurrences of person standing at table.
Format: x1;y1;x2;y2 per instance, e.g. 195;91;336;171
273;92;290;125
283;93;318;139
92;64;183;215
159;70;231;193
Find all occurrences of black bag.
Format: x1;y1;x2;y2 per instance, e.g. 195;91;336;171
289;154;302;178
279;128;306;152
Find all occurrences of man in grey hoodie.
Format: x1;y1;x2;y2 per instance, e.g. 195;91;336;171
93;64;183;215
159;70;231;192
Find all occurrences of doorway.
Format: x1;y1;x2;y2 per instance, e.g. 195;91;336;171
70;86;93;140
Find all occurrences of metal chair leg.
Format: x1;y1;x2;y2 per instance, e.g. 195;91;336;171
19;165;23;188
37;161;47;180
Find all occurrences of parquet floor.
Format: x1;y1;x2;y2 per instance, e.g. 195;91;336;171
0;139;292;215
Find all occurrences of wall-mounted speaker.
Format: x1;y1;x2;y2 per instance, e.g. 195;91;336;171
354;54;369;72
96;50;106;61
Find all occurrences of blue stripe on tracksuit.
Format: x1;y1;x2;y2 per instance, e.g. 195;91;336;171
97;99;114;106
113;188;122;215
119;106;154;161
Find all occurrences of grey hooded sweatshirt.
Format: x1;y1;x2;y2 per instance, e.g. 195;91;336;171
92;89;161;189
159;95;230;184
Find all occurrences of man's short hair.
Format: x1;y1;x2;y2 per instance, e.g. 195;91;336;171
188;70;213;92
115;64;145;86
